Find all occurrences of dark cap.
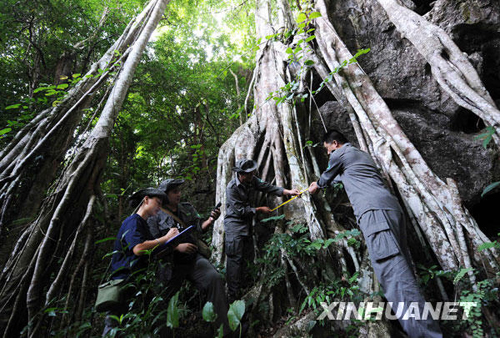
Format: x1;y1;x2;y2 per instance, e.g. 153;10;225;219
232;159;258;173
159;179;185;193
128;187;166;208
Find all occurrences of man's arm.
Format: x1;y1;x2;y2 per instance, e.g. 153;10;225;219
309;152;343;194
201;207;221;232
254;177;300;196
253;177;285;196
226;184;257;217
132;228;179;256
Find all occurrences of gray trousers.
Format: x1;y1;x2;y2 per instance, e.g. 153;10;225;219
103;255;230;336
225;235;253;303
358;209;442;338
159;253;230;333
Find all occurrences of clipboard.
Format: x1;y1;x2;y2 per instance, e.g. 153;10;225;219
165;225;195;247
153;225;195;258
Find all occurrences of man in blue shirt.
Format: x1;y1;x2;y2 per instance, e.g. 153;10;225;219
309;130;442;338
104;188;179;335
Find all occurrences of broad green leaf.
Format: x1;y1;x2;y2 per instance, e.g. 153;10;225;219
285;47;293;54
297;13;307;23
56;83;69;90
227;300;245;331
5;103;21;109
167;291;180;328
309;12;322;20
202;301;217;322
0;128;12;136
305;35;316;43
304;60;315;66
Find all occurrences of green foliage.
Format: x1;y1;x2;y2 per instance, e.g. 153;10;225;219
261;214;286;223
227;300;246;333
417;264;452;285
299;273;361;315
0;0;146;146
166;291;180;330
474;126;495;149
454;267;474;285
477;234;500;251
202;301;217;323
459;277;499;338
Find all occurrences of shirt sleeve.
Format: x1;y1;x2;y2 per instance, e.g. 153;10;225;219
226;184;256;218
317;151;343;188
253;176;284;196
122;219;146;252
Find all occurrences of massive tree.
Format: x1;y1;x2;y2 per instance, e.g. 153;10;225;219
0;0;170;336
212;0;499;333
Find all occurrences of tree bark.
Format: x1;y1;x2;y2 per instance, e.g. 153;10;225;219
376;0;500;143
213;0;499;332
0;1;170;336
312;0;499;277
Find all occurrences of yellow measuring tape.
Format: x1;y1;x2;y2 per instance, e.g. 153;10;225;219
270;188;309;212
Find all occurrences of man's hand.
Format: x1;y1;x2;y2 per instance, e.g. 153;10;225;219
209;208;221;222
308;181;320;195
283;188;300;196
162;228;179;242
175;243;198;254
256;206;272;214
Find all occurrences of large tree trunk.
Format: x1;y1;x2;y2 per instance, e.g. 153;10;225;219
212;0;377;330
213;0;499;334
0;1;170;336
0;0;156;258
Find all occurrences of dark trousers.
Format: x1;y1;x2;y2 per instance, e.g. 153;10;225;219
225;235;254;302
359;209;442;338
159;254;230;334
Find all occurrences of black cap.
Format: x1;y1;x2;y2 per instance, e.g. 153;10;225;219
232;159;258;173
159;179;185;193
128;187;166;208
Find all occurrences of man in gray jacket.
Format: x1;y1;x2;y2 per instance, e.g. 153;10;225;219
308;130;442;338
147;179;230;335
224;159;299;302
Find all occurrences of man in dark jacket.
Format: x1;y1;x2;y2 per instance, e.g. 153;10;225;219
308;130;442;338
224;159;299;302
147;179;230;334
